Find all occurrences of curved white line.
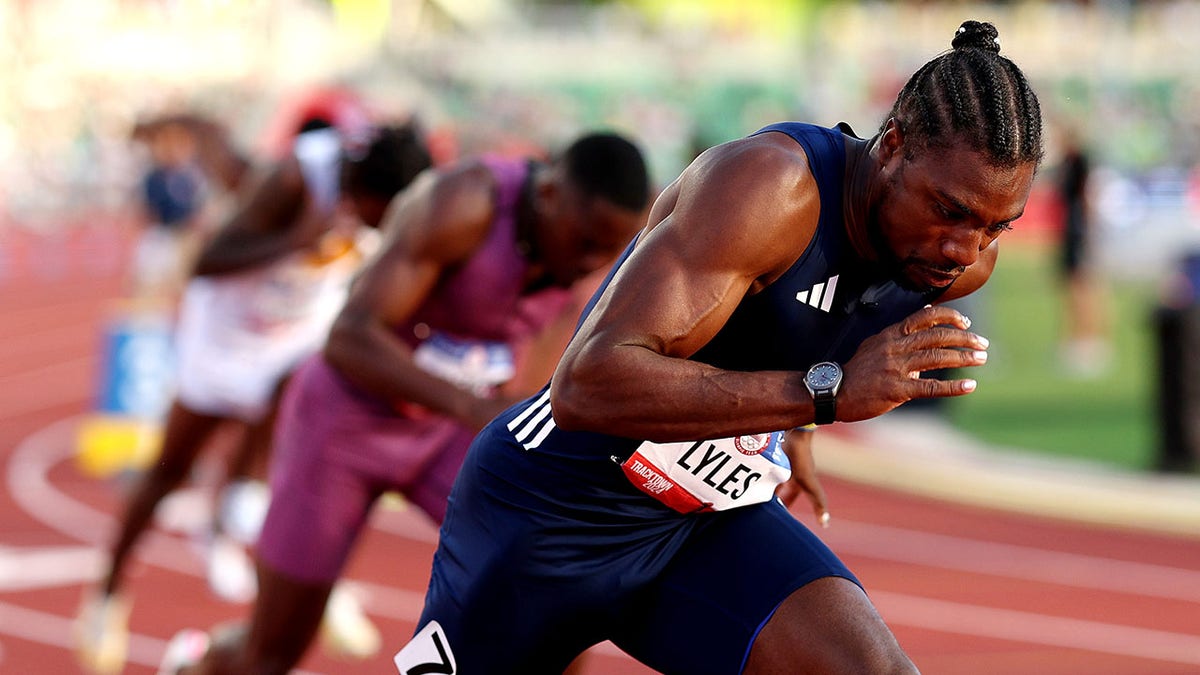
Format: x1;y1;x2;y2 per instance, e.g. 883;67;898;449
8;416;204;578
873;590;1200;666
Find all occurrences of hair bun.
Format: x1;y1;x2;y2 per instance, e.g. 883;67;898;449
952;20;1001;53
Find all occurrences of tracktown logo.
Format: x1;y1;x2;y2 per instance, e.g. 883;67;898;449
627;459;674;494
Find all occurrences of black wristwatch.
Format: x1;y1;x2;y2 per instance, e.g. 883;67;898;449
804;361;843;425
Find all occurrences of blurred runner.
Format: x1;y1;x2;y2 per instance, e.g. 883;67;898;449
75;107;432;675
166;131;652;675
1055;126;1110;377
74;113;253;500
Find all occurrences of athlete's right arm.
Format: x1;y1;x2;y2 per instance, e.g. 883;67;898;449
323;162;505;430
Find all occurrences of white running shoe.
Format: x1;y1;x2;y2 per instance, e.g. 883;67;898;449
206;534;257;603
74;591;131;675
217;479;271;547
156;628;210;675
319;584;382;659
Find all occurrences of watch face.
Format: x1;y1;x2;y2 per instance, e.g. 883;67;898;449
808;363;841;389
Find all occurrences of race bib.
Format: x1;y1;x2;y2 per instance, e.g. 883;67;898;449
413;333;515;395
619;431;792;513
245;260;346;333
394;621;456;674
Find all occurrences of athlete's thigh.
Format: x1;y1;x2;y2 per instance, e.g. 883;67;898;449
612;500;859;675
412;447;604;674
256;426;377;584
744;576;916;674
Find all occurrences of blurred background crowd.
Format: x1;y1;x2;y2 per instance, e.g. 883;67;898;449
3;0;1200;475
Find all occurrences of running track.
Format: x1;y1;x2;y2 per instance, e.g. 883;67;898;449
3;226;1200;674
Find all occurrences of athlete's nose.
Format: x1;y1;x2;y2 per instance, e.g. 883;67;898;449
940;227;983;269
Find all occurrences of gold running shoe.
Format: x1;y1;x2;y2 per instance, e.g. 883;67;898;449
319;583;382;659
73;591;131;675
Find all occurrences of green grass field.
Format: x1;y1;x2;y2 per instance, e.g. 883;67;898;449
943;241;1165;471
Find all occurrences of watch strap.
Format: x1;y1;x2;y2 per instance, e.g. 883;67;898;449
813;395;836;425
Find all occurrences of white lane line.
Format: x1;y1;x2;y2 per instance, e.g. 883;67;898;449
7;417;202;577
0;599;324;674
825;520;1200;602
873;590;1200;666
9;418;116;541
0;545;103;591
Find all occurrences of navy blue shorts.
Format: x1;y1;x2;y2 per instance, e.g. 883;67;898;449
411;429;859;675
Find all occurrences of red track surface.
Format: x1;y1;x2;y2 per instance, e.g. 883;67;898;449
3;227;1200;674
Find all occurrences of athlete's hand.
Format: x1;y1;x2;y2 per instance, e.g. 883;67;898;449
837;305;989;423
774;428;830;528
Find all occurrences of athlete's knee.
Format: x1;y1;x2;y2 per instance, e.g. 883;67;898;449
877;651;920;674
838;636;919;675
745;639;917;675
744;640;916;675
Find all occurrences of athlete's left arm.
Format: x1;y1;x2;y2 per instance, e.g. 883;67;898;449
937;239;998;304
775;426;830;527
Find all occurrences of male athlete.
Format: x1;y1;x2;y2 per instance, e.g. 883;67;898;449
172;131;653;674
401;20;1044;674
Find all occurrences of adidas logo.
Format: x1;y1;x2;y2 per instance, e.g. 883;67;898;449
795;274;839;312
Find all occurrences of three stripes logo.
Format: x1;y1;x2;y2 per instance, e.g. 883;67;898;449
794;274;839;313
507;389;556;450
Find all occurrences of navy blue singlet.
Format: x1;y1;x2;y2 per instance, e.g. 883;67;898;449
409;123;941;675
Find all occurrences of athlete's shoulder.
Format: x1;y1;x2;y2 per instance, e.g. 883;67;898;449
422;158;499;224
688;131;816;196
750;121;840;138
665;132;821;283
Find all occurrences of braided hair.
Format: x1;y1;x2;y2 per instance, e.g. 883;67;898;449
884;20;1043;168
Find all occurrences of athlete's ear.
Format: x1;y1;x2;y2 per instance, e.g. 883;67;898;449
878;118;904;164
